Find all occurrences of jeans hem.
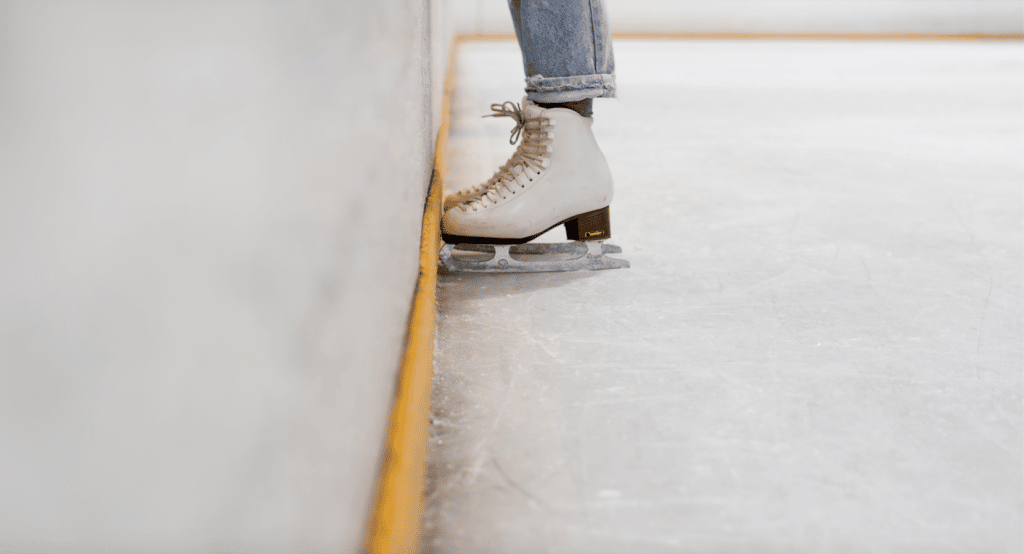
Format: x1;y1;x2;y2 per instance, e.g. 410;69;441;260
524;73;616;102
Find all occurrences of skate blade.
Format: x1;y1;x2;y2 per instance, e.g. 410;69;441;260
450;242;622;255
439;241;630;273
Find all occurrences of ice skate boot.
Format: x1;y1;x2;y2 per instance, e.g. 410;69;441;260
443;183;489;212
440;99;629;273
443;158;518;212
442;101;550;211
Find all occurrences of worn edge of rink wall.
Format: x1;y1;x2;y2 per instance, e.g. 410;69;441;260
457;32;1024;41
363;39;455;554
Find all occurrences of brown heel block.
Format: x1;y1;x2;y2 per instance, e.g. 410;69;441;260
565;206;612;241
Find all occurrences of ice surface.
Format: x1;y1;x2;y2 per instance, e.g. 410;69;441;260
426;41;1023;553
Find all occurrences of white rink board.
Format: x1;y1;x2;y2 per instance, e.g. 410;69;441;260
425;40;1023;553
452;0;1024;35
0;2;440;552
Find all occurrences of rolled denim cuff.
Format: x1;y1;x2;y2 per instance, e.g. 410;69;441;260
524;73;616;103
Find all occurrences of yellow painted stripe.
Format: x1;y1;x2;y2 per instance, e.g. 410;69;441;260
364;42;454;554
457;32;1022;42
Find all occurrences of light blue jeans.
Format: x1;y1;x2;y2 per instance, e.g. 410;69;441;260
507;0;616;102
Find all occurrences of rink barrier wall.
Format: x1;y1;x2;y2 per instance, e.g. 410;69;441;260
457;32;1023;41
363;38;454;554
363;29;1021;553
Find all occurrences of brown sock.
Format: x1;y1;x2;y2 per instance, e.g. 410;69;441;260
535;98;593;118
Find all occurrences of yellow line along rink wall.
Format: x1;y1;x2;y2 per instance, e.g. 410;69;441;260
363;38;453;554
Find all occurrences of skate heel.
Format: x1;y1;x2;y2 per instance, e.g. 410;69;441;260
565;206;612;241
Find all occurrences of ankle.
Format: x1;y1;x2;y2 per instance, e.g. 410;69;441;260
535;98;593;118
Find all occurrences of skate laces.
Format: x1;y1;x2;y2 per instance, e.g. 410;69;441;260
461;101;553;211
487;101;528;145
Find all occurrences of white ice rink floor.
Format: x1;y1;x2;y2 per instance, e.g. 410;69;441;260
424;40;1023;553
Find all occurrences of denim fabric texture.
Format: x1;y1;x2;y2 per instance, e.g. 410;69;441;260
508;0;616;102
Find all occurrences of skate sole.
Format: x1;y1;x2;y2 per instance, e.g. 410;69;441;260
442;206;612;245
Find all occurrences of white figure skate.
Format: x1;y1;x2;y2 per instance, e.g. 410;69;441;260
440;99;629;273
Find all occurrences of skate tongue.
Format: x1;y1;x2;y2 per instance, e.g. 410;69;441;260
521;97;546;119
